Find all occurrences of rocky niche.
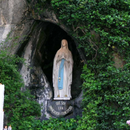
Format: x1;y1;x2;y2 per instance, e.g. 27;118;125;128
17;21;83;120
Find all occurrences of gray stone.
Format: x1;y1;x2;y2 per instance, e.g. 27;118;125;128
47;101;73;118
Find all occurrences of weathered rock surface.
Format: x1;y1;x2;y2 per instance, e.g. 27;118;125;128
0;0;26;41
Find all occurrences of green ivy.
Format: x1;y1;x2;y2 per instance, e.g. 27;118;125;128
0;44;41;130
26;0;50;16
26;117;79;130
50;0;130;129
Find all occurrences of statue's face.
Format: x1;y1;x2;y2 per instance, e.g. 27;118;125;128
62;40;67;47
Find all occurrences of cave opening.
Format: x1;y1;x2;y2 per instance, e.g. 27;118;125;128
38;21;82;98
17;21;83;99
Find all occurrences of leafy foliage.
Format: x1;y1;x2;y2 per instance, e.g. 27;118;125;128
26;0;50;16
25;117;79;130
0;45;41;129
50;0;130;129
79;64;130;129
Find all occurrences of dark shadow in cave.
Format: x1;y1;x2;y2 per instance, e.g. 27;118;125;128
16;20;83;99
38;22;83;98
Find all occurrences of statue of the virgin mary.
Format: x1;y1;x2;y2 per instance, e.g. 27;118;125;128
53;39;73;100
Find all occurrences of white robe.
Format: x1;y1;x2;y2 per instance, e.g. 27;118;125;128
53;49;73;100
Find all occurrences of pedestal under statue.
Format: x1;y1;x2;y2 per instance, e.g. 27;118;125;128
53;39;73;100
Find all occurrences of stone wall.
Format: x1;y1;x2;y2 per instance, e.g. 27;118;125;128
0;0;33;54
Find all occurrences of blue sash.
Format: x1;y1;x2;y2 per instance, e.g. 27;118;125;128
58;59;65;90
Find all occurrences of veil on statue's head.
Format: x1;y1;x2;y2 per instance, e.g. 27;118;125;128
58;39;71;58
